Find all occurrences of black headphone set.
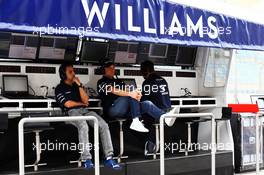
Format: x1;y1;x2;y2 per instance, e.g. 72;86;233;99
99;61;115;75
59;64;68;80
59;61;116;81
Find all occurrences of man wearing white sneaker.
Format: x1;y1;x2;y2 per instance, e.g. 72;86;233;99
140;60;180;154
97;62;164;133
141;60;179;127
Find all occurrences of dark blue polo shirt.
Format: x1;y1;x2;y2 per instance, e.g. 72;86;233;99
141;73;171;111
55;81;84;111
97;76;125;114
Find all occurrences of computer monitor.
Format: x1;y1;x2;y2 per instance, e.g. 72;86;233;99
9;34;39;59
81;41;109;63
148;44;168;58
3;75;28;94
39;36;78;61
120;78;137;91
0;32;11;58
175;46;197;66
114;42;138;64
251;95;264;110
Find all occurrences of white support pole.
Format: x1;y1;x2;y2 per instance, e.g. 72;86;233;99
18;116;99;175
211;114;216;175
255;112;264;175
160;116;165;175
159;112;215;175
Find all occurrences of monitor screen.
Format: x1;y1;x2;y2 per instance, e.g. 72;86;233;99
149;44;168;58
26;36;39;47
175;46;197;66
39;37;78;61
81;41;108;63
9;34;39;59
251;95;264;109
120;78;137;91
64;37;78;61
3;75;28;93
0;32;11;58
114;42;138;64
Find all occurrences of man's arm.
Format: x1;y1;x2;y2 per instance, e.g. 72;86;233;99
64;100;87;108
73;77;89;105
55;87;87;109
97;80;141;101
110;87;141;101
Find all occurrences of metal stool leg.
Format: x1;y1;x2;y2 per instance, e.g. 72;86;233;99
69;158;82;167
118;120;124;163
153;124;160;159
179;122;194;156
34;131;41;171
25;131;47;171
186;123;192;156
114;120;128;163
215;121;218;148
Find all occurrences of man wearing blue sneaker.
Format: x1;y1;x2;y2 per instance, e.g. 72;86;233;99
55;63;121;170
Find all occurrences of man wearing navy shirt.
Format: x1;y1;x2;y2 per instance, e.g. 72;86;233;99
55;63;120;170
141;60;171;111
141;60;175;155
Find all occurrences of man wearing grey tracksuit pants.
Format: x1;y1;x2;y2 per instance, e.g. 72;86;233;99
67;108;113;160
55;63;120;169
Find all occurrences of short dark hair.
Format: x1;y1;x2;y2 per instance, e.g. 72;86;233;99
103;61;115;69
59;62;74;80
140;60;155;76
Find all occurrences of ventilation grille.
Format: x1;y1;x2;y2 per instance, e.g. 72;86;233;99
26;66;56;74
176;71;196;78
75;68;89;75
124;70;173;77
0;65;21;73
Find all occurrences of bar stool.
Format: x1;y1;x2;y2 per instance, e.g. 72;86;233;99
109;118;128;163
22;112;54;171
148;107;180;159
145;122;160;159
59;111;83;168
182;118;209;156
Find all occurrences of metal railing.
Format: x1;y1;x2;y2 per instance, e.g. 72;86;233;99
256;112;264;175
18;116;99;175
159;112;216;175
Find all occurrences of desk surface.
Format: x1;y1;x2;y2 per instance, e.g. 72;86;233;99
0;96;100;102
0;96;217;114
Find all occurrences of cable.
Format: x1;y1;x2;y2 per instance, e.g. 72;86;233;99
28;86;36;96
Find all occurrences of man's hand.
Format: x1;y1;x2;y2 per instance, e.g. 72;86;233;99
73;77;81;86
136;91;142;101
129;91;142;101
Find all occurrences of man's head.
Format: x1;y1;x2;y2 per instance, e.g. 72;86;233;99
140;60;155;79
59;62;75;82
103;62;116;78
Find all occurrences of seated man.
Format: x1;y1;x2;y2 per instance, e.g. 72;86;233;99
55;63;121;170
140;60;177;154
97;62;165;133
141;60;178;127
141;60;171;112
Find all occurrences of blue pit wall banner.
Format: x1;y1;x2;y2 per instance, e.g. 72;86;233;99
0;0;264;50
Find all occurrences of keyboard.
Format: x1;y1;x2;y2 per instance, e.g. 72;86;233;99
3;95;46;99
